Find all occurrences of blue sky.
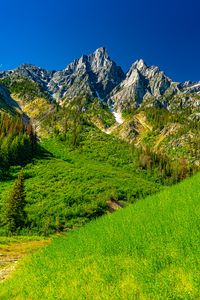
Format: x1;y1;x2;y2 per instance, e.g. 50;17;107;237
1;0;200;82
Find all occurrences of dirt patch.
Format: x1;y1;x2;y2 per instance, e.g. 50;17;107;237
0;239;50;281
107;199;124;212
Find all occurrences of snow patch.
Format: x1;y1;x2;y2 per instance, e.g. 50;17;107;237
112;111;123;124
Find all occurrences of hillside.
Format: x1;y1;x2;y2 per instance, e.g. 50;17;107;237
0;129;161;235
112;108;200;169
0;172;199;299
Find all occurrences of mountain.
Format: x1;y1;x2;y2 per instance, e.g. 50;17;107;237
107;59;200;112
0;47;125;102
48;47;125;101
1;48;200;112
0;48;199;140
107;59;173;109
2;49;199;116
0;64;54;92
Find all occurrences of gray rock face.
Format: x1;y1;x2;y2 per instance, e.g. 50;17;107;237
48;47;125;101
108;59;200;112
0;49;199;114
107;59;173;110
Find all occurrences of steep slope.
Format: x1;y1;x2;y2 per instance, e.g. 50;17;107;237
0;77;57;136
110;108;200;171
47;47;125;101
108;59;200;113
0;64;54;91
0;48;125;102
0;84;20;114
108;59;173;110
1;173;199;299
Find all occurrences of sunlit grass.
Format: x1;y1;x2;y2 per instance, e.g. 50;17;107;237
0;173;199;299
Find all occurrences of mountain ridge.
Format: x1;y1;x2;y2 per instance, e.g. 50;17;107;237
0;47;199;112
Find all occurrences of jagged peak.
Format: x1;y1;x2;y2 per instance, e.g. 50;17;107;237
64;47;109;72
132;59;146;70
131;59;162;73
93;47;108;56
89;47;110;64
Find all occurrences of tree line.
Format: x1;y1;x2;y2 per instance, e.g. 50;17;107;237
0;113;37;175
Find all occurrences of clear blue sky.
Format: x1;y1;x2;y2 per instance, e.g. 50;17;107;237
1;0;200;82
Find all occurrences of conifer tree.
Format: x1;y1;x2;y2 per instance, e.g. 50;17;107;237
4;170;27;234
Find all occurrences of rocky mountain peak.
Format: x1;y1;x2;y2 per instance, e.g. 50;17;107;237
108;59;173;110
93;47;108;57
64;48;109;72
48;48;125;100
0;48;199;112
88;47;110;72
131;59;147;71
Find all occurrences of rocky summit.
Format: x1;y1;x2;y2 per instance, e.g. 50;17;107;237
0;47;199;113
47;47;125;101
107;59;200;112
107;59;172;110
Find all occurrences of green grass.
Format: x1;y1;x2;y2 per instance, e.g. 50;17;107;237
0;129;160;234
0;172;199;299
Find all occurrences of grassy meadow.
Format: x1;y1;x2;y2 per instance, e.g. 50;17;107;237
0;172;199;299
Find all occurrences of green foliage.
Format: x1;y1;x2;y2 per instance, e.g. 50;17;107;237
0;129;161;235
47;97;115;145
135;146;195;184
145;107;199;132
0;92;16;115
122;108;137;118
0;113;36;175
0;173;199;299
4;170;27;235
0;103;198;236
86;98;116;127
0;77;50;102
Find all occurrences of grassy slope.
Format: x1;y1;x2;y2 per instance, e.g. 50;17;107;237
0;129;160;234
115;109;200;168
0;173;199;299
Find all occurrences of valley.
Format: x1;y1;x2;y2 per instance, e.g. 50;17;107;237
0;47;199;299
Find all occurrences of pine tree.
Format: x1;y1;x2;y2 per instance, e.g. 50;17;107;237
4;170;27;234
